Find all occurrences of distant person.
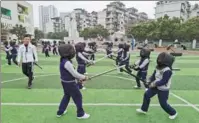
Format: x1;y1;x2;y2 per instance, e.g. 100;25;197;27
4;40;18;66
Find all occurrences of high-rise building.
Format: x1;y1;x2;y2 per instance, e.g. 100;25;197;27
90;11;98;27
1;1;34;41
189;3;199;18
45;17;65;33
97;9;107;28
60;12;70;22
39;5;58;32
105;1;127;34
155;1;191;21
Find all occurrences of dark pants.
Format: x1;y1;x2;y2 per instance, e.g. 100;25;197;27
136;71;147;88
45;50;50;57
57;82;85;117
116;56;121;65
22;62;34;86
53;48;58;55
11;54;18;65
7;54;18;65
107;51;112;58
90;54;95;60
141;88;176;115
119;62;132;73
42;47;45;53
77;64;86;89
6;54;12;65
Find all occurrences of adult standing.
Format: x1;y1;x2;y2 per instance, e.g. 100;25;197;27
17;34;38;89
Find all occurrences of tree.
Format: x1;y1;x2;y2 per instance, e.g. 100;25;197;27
180;17;199;41
126;15;199;42
10;24;27;40
80;25;109;40
34;29;44;41
47;30;68;39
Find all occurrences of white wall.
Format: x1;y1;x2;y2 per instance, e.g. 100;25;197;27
155;1;188;20
1;1;34;37
190;9;199;18
97;11;106;28
45;21;54;33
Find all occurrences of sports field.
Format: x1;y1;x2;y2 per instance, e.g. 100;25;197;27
1;51;199;123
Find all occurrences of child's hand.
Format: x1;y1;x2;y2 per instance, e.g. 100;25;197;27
80;76;89;82
149;82;156;88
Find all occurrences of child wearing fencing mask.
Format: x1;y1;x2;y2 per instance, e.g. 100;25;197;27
119;43;132;73
133;48;151;89
57;44;90;119
75;42;94;90
136;52;177;120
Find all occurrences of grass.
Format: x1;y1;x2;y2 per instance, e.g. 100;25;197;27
1;51;199;123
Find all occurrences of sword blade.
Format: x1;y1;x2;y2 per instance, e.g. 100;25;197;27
89;65;125;79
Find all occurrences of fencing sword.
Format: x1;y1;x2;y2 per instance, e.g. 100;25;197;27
34;62;43;69
87;53;114;67
88;65;126;80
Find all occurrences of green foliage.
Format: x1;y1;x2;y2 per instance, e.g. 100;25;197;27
80;25;109;39
9;24;27;40
47;30;68;39
127;15;199;42
34;29;44;41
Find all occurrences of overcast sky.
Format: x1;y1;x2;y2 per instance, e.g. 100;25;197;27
27;1;199;28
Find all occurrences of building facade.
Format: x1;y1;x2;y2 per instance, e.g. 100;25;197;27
189;3;199;18
39;5;58;32
62;1;148;35
97;10;107;28
45;17;65;33
98;1;148;34
155;1;191;21
105;2;127;34
1;1;34;41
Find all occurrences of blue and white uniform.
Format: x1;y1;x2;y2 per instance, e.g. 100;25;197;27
116;48;123;65
141;67;177;115
134;58;149;88
57;58;85;117
120;50;132;73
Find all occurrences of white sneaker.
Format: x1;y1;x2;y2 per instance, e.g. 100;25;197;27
57;110;67;118
169;113;178;120
77;113;90;119
134;85;141;89
82;87;86;90
136;109;147;114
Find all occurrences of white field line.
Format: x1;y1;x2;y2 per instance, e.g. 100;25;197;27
1;73;133;84
1;74;59;83
1;102;199;107
170;93;199;113
2;72;199;112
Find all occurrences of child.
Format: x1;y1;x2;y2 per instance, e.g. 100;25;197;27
57;44;90;119
88;42;97;61
5;40;18;66
116;43;124;66
106;42;113;58
136;52;178;120
52;41;58;55
133;48;151;89
120;43;132;73
44;43;50;57
4;41;11;65
75;42;94;90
